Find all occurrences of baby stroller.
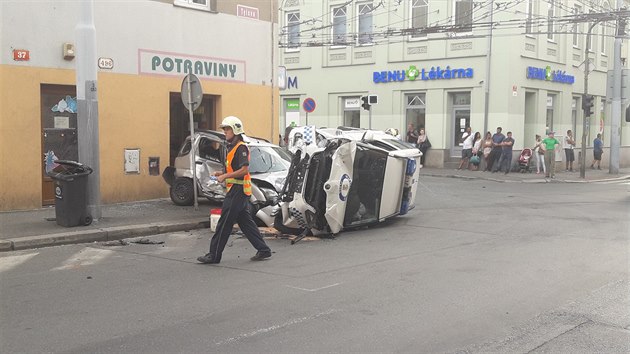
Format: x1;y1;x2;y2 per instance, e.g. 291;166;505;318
517;148;533;173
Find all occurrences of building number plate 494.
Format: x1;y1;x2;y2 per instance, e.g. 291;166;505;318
98;57;114;69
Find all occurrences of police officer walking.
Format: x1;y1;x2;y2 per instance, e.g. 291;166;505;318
197;116;272;264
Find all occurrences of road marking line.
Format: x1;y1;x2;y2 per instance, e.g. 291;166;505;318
0;253;39;273
51;247;114;271
284;282;341;292
215;309;338;345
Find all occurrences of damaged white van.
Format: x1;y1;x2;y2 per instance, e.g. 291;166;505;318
275;128;421;236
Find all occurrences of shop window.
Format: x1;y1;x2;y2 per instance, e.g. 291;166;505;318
344;111;360;128
174;0;217;12
546;94;556;134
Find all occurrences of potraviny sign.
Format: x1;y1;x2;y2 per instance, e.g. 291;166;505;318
138;49;246;83
374;65;474;83
526;66;575;84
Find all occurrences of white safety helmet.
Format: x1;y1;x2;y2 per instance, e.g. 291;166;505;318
220;116;245;135
385;128;399;136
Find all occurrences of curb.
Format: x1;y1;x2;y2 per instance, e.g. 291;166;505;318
420;173;630;184
2;218;209;252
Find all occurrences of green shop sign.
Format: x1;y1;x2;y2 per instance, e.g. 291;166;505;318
139;49;245;82
285;99;299;110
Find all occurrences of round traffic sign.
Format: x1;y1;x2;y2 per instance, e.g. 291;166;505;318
181;74;203;112
303;98;316;113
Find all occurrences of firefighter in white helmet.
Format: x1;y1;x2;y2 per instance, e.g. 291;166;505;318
197;116;272;264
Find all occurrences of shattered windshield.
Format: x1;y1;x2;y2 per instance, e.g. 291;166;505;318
249;146;291;174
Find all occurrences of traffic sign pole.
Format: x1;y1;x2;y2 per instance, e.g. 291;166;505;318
181;73;203;210
186;76;199;210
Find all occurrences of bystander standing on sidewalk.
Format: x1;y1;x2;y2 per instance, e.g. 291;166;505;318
493;131;514;174
485;127;505;172
406;124;419;146
481;131;493;172
458;127;474;170
563;130;576;172
591;133;604;170
533;134;546;175
542;131;560;179
417;128;430;167
470;132;482;171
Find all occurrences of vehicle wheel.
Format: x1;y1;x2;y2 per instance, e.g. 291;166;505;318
170;178;194;206
83;215;93;226
273;212;305;236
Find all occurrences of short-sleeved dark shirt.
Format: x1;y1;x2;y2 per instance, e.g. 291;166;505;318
502;137;514;153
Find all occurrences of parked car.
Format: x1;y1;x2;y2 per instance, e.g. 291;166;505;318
275;127;421;236
162;130;292;227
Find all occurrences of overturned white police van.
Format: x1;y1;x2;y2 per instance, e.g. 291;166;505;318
275;126;421;236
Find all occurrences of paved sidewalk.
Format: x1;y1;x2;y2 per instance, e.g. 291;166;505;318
0;198;216;252
1;167;628;252
419;166;630;184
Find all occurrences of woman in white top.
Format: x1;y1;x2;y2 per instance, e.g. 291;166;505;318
533;134;546;175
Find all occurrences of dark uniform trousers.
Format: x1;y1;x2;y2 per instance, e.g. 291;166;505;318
209;185;271;262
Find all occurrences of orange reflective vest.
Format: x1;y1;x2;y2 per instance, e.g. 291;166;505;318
225;141;252;196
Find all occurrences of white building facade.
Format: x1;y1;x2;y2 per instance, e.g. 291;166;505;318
278;0;630;168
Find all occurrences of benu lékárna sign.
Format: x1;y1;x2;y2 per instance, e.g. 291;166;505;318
138;49;246;83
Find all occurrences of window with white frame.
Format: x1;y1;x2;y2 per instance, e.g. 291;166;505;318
572;5;581;47
525;0;534;35
410;0;429;39
286;11;300;51
600;22;606;54
547;0;555;41
174;0;216;12
453;0;473;33
358;3;374;45
332;6;348;46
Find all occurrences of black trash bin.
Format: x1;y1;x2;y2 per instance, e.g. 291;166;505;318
47;160;93;227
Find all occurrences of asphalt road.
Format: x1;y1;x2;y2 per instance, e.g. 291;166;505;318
1;177;629;353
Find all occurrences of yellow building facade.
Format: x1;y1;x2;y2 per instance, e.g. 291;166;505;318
0;0;279;211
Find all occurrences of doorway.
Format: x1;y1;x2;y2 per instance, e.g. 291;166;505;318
169;93;217;166
41;84;78;206
405;93;426;144
450;92;471;157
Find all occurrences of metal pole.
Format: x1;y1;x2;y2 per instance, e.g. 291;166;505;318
609;0;623;174
483;0;494;135
76;0;101;220
187;76;199;210
580;22;597;179
270;0;276;143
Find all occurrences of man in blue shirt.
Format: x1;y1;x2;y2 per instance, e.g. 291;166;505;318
493;131;515;174
591;133;603;170
485;127;505;172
